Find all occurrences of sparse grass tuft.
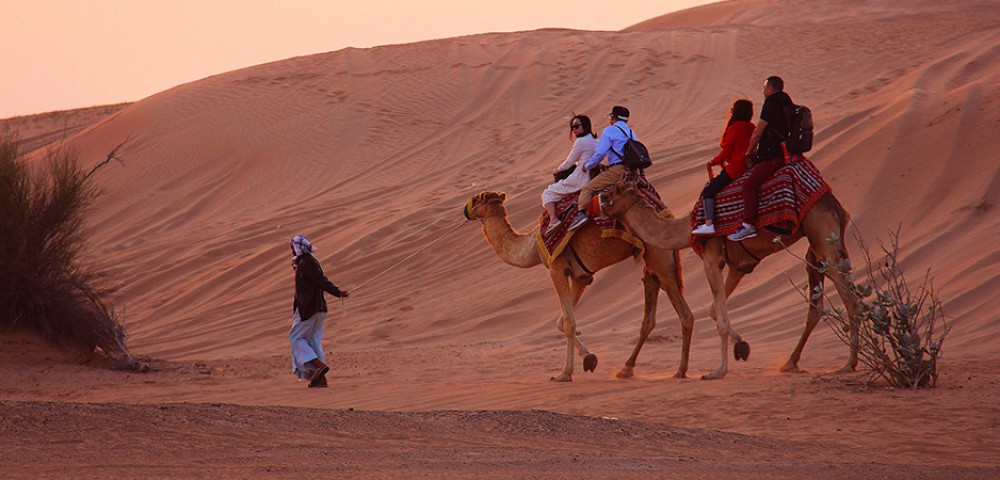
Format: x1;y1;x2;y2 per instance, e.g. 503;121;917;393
0;130;133;364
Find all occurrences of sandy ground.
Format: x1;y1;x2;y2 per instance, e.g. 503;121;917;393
2;333;998;478
4;0;1000;478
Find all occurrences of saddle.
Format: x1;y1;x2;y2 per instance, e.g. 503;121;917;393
691;158;830;253
538;172;669;263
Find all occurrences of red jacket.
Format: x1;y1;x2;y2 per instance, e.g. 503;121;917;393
710;120;755;178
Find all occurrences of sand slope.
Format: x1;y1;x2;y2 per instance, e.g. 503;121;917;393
46;0;999;362
5;0;1000;476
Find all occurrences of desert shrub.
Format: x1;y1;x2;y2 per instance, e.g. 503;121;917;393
0;130;132;363
789;227;949;388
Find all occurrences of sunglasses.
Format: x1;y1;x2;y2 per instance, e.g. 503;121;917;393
570;123;582;129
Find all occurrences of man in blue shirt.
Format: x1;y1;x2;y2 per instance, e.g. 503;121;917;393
569;105;635;230
568;105;635;231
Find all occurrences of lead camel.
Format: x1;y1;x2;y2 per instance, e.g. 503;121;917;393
466;191;695;382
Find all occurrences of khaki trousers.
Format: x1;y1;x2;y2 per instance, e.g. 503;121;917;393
577;164;626;211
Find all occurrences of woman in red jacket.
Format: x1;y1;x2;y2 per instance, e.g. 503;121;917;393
692;99;755;235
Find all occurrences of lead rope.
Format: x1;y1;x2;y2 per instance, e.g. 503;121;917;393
344;219;471;304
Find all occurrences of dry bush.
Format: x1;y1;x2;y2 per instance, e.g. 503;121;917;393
0;130;133;364
787;227;950;388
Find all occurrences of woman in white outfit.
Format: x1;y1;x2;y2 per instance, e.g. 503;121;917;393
542;115;599;234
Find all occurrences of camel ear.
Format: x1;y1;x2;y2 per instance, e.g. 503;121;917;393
498;192;507;202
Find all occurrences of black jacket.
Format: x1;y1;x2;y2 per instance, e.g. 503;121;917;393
757;91;793;161
293;253;345;321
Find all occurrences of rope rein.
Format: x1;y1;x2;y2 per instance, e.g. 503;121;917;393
348;219;470;295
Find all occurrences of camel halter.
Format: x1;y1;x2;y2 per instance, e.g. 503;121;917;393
463;198;475;220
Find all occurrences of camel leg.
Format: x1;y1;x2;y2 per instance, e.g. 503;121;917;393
782;249;824;373
701;244;730;380
796;199;859;373
711;266;749;358
553;276;590;352
549;267;580;382
566;275;598;371
617;270;660;379
659;264;696;379
827;258;860;373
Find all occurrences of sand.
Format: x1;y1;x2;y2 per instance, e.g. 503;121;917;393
3;0;1000;477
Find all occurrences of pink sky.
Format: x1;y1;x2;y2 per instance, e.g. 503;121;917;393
1;0;713;118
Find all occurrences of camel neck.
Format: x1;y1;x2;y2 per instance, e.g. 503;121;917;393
480;216;543;268
623;206;692;251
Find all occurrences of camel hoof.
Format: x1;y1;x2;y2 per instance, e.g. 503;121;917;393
673;371;687;379
734;341;750;361
779;363;804;373
835;364;856;374
583;354;598;372
701;371;726;380
550;373;573;382
616;366;634;379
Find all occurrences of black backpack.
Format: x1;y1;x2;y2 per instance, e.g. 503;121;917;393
782;104;814;154
612;125;652;170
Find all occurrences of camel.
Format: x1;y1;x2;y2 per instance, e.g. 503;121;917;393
465;191;695;382
600;182;859;379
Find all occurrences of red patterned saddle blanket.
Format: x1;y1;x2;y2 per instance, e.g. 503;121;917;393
538;179;670;263
690;158;830;253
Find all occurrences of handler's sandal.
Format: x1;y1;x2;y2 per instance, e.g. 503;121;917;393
309;376;329;388
727;223;757;241
692;223;715;235
567;211;589;231
308;364;330;388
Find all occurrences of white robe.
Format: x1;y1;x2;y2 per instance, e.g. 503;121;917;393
289;309;327;379
541;135;598;205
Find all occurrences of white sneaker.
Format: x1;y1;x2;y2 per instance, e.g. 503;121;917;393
727;223;758;241
692;223;716;236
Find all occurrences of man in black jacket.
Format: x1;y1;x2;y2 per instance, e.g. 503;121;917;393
289;235;348;388
728;75;795;241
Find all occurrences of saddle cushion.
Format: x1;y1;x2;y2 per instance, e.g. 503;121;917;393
691;158;830;253
538;180;671;263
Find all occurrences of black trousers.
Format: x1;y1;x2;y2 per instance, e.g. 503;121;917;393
701;170;734;199
699;170;734;222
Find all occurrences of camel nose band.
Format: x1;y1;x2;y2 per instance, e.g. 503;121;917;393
463;199;475;220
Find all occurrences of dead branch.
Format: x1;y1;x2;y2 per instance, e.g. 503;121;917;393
85;134;132;180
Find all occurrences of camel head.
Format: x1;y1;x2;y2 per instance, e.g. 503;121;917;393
600;181;647;219
464;191;507;221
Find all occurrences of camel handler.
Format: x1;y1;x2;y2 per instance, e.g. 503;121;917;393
567;105;635;231
289;235;348;388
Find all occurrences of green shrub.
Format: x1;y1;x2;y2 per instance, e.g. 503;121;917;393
790;227;950;388
0;130;132;363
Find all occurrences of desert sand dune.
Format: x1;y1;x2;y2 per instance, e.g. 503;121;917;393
4;0;1000;477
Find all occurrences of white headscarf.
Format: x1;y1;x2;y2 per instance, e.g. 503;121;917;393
290;235;317;268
